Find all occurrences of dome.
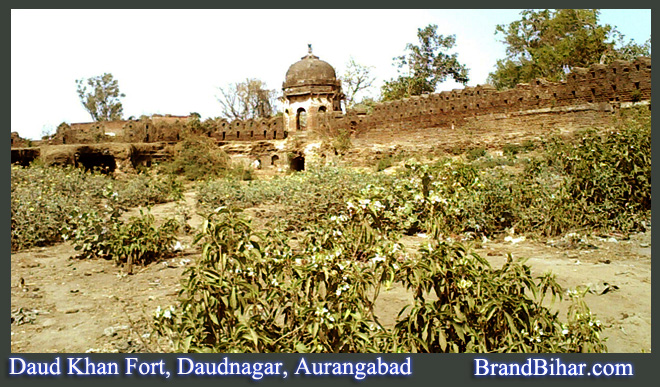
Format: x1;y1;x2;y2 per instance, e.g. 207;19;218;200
283;48;338;88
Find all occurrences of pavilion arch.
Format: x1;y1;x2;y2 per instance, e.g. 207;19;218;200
296;108;307;130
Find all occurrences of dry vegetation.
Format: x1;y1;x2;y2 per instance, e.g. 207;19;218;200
11;107;651;353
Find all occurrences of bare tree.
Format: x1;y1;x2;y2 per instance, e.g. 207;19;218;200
217;78;276;120
341;58;376;108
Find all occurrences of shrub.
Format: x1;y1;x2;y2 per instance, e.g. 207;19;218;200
375;156;394;172
503;140;536;157
11;165;109;250
196;166;393;230
154;208;394;352
332;128;352;155
154;210;606;353
115;173;183;208
630;89;642;102
63;204;179;273
394;241;605;352
11;165;184;251
466;147;487;161
160;133;231;180
544;106;651;232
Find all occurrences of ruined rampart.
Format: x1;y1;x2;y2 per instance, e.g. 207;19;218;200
324;57;651;142
13;57;650;157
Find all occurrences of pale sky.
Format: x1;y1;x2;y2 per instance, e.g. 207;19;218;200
11;9;651;140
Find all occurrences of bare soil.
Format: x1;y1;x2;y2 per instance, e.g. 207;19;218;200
11;191;651;353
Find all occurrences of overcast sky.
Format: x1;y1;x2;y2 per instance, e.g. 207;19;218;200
11;9;651;140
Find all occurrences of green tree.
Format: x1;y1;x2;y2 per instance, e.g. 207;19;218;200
217;78;275;121
381;24;469;101
341;57;376;108
487;9;648;90
76;73;125;121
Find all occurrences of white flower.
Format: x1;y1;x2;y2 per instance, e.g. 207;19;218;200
373;200;385;211
163;309;172;319
155;306;162;318
335;283;350;296
271;279;279;287
347;202;356;210
562;329;569;335
371;253;386;264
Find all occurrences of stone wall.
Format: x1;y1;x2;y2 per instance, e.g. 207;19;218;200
327;57;651;143
208;116;286;142
10;132;30;148
15;57;650;152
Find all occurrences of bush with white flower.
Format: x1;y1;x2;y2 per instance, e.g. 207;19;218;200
154;208;605;353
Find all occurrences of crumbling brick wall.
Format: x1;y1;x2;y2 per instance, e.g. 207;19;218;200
208;116;285;142
42;57;649;148
10;132;30;148
329;57;650;143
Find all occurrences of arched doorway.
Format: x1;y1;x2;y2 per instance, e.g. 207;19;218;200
318;106;327;113
290;156;305;171
75;152;117;174
296;108;307;131
271;154;280;166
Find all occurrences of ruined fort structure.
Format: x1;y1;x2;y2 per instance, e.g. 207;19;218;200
282;44;345;135
10;50;651;172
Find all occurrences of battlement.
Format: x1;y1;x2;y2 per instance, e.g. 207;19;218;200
16;57;650;151
328;57;651;136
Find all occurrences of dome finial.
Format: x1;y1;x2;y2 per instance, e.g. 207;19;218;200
308;43;312;55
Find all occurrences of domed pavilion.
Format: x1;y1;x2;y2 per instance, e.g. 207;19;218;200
282;44;344;133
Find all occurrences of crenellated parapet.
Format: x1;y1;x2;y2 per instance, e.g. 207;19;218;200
33;57;650;150
321;57;651;136
208;116;286;141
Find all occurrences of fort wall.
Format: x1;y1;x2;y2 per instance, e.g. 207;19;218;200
331;57;650;144
12;57;651;158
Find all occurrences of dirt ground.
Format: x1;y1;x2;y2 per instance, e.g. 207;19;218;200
10;190;651;353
